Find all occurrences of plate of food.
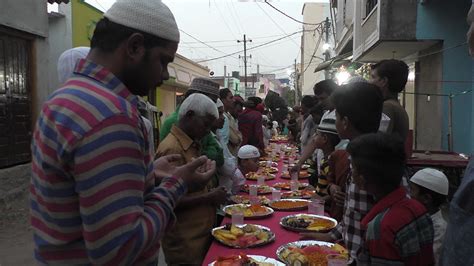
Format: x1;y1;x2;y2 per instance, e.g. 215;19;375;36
299;171;310;178
241;184;273;194
223;204;274;219
261;156;280;162
272;182;309;190
280;171;308;180
246;172;276;181
276;240;348;265
259;161;279;167
269;199;310;211
209;254;285;266
212;224;275;248
301;164;311;170
281;189;316;199
262;167;279;174
230;195;271;205
280;214;337;232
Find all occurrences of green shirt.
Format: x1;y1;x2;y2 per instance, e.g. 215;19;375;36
160;107;224;167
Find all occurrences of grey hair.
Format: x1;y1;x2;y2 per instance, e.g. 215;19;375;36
178;93;218;120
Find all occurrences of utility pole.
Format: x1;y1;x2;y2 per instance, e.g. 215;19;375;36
294;59;299;104
224;65;227;88
237;34;252;94
324;17;330;79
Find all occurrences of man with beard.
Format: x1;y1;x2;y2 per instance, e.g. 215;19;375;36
30;1;215;264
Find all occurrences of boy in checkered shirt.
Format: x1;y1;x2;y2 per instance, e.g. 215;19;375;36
348;133;434;265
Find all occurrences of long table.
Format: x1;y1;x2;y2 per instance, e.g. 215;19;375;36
202;149;322;265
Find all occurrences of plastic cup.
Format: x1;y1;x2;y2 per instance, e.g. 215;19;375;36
266;160;272;167
272;189;281;201
249;185;258;197
257;176;265;186
290;181;299;192
291;171;298;182
308;199;325;215
282;165;288;173
231;211;244;225
327;254;347;266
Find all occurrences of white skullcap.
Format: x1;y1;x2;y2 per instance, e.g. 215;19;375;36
378;113;391;133
104;0;180;43
318;110;337;135
57;47;90;84
238;145;260;159
179;93;218;120
410;168;449;195
216;98;224;108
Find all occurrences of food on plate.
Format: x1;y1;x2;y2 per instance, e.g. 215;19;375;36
278;241;348;265
223;204;274;218
241;184;273;194
259;161;278;167
272;182;309;190
212;224;274;248
245;172;275;181
300;164;310;170
231;195;271;205
281;190;316;199
261;167;278;174
280;171;308;179
299;171;310;178
280;214;337;232
260;156;280;162
269;199;309;211
213;254;278;266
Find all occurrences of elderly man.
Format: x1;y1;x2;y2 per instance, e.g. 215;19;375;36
30;1;216;265
157;94;227;265
159;77;224;168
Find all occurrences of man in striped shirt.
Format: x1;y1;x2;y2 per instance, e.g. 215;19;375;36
30;0;216;265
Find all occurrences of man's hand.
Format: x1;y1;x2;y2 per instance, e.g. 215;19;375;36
153;154;183;183
174;156;216;191
207;186;228;206
329;184;346;207
299;232;334;242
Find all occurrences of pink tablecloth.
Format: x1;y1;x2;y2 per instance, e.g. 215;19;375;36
202;151;316;265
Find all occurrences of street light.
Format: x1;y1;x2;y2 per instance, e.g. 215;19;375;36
322;43;331;51
336;69;350;85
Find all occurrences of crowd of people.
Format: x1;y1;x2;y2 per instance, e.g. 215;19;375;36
28;0;474;265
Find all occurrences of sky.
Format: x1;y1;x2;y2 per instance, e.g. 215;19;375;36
86;0;329;78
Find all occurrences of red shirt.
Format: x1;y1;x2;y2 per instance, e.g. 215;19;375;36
360;187;434;265
238;108;264;150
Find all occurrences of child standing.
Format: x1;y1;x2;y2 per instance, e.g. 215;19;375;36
312;111;341;200
348;133;434;265
409;168;449;264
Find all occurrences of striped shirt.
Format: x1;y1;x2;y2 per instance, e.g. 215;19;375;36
30;59;187;265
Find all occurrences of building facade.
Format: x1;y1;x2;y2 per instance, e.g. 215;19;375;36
301;2;330;95
331;0;473;153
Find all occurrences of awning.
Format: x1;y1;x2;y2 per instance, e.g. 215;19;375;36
47;0;70;4
314;52;353;73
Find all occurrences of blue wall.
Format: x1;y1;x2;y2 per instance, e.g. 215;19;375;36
416;0;473;153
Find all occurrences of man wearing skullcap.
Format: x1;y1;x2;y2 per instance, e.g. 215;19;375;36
157;94;227;265
159;77;225;168
30;0;216;264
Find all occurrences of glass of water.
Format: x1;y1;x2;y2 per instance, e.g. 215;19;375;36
272;189;281;201
231;211;244;225
308;199;325;215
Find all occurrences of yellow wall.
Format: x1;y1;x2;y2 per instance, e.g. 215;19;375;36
72;0;103;47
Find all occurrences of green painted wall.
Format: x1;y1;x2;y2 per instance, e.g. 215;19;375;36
72;0;103;47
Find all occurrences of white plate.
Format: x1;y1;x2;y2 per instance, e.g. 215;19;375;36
223;204;274;219
280;214;337;232
276;240;339;263
208;255;285;266
211;224;275;248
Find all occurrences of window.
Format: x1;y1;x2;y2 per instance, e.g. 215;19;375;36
365;0;378;17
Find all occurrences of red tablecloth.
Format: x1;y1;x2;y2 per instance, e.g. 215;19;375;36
202;150;320;265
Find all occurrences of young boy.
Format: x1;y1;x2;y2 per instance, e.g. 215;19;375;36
229;145;261;194
300;82;385;264
313;111;341;200
348;133;434;265
410;168;449;264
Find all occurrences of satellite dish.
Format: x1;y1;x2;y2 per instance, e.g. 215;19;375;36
209;70;215;77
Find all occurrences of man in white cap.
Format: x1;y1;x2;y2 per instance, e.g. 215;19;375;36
410;168;449;265
156;93;227;265
30;1;216;265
